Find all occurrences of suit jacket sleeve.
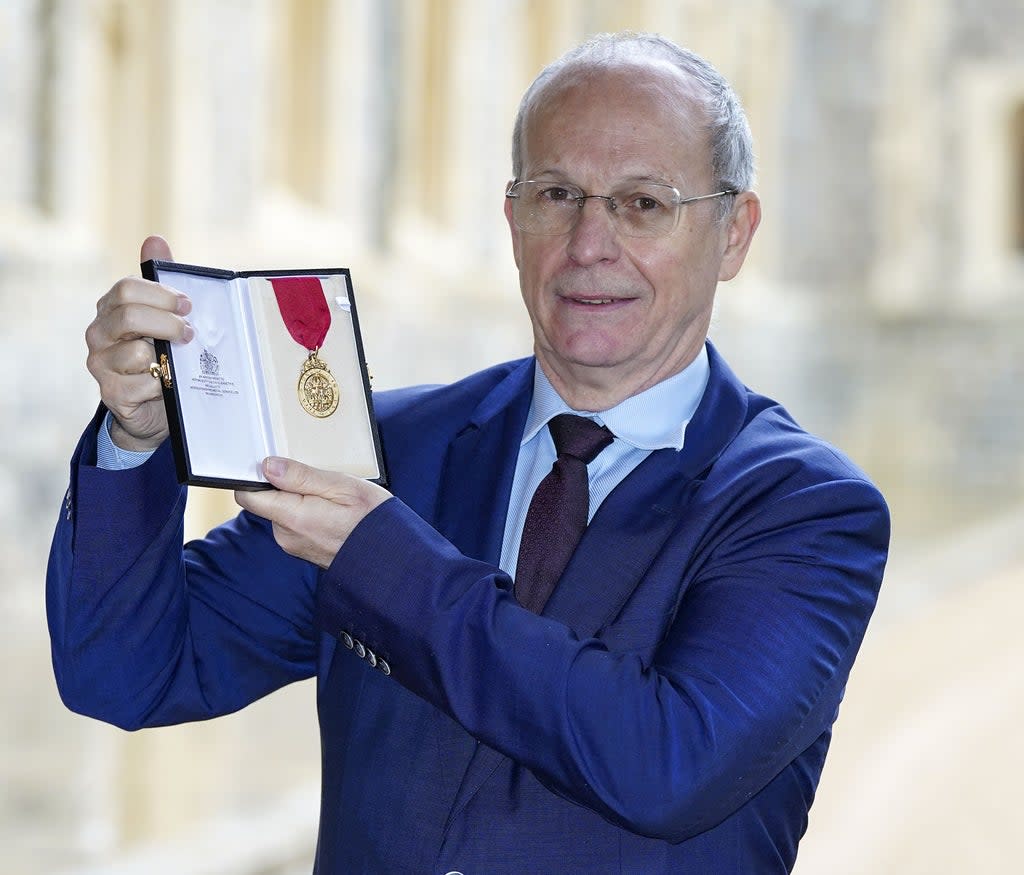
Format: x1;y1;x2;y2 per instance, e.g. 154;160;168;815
47;412;319;730
315;452;890;842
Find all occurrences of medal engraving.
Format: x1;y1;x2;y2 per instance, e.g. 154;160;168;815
297;351;340;418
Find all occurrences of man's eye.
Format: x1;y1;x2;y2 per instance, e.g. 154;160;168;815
539;186;574;203
628;194;665;212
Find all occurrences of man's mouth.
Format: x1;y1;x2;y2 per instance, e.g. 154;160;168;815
561;293;634;306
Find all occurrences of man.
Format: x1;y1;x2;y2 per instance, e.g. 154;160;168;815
48;32;889;874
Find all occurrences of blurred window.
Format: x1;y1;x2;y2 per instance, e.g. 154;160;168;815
1014;103;1024;253
281;0;328;204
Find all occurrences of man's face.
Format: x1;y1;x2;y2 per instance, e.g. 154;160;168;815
506;63;758;408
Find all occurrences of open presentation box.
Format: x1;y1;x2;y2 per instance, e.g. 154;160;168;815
144;260;386;490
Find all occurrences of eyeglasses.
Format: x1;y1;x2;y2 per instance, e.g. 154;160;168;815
505;179;738;238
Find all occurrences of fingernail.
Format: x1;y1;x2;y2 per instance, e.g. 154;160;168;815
181;320;195;343
265;457;286;477
175;294;192;315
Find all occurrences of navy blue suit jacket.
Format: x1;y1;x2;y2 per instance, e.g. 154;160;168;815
48;343;889;873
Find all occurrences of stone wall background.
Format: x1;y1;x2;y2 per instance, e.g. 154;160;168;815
2;1;1023;872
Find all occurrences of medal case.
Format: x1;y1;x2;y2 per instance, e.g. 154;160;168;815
144;260;387;490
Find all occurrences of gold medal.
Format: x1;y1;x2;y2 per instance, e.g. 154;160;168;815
297;350;340;418
269;276;339;418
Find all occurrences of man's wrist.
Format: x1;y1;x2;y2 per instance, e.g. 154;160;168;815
108;415;165;453
98;412;159;470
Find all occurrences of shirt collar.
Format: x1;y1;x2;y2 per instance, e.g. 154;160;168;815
523;344;710;451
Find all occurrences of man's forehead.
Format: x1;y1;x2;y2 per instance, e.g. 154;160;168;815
533;57;707;114
521;59;713;181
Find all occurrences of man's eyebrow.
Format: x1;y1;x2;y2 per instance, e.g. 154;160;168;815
524;168;572;180
524;171;681;187
616;174;679;186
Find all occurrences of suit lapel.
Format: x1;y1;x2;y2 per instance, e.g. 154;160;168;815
442;343;752;832
428;361;535;815
432;360;534;565
543;447;698;635
546;341;750;634
445;450;703;828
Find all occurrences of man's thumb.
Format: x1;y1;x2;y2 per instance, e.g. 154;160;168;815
141;235;174;264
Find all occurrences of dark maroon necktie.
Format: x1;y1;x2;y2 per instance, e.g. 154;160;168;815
514;413;614;614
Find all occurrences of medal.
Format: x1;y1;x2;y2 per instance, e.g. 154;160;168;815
269;276;339;418
297;349;340;417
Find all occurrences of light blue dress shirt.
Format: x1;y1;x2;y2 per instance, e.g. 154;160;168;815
97;347;710;581
498;347;709;579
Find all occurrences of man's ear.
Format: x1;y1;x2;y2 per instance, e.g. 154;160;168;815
504;183;523;270
718;191;761;282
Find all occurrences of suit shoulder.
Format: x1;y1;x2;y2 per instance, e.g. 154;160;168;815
374;358;530;428
731;387;885;501
370;358;533;476
698;387;890;563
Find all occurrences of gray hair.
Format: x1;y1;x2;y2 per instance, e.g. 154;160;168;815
511;32;755;194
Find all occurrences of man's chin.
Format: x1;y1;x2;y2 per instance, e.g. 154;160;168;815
536;347;636;389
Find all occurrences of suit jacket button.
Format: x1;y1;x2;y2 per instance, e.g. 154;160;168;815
365;649;378;668
354;640;366;659
341;632;354;649
378;659;391;676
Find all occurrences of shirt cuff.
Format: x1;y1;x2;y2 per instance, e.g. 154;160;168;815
96;411;158;470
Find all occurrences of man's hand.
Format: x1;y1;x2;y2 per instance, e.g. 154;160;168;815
85;236;193;451
234;457;392;569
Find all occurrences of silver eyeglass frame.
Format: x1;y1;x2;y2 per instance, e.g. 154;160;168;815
505;179;739;237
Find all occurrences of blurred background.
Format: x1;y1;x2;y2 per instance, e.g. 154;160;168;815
2;1;1023;872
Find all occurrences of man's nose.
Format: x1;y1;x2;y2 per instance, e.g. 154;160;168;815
566;197;621;265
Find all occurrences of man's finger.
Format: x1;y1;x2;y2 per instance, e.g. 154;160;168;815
260;456;381;507
141;235;174;263
261;456;335;497
103;337;157;376
96;277;191;320
234;485;303;525
102;372;164;408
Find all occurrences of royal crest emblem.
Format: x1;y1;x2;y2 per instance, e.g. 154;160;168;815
199;348;220;377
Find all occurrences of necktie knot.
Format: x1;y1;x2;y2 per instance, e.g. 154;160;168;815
548;413;614;465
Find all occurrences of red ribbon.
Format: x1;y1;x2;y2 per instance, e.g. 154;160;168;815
269;276;331;350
